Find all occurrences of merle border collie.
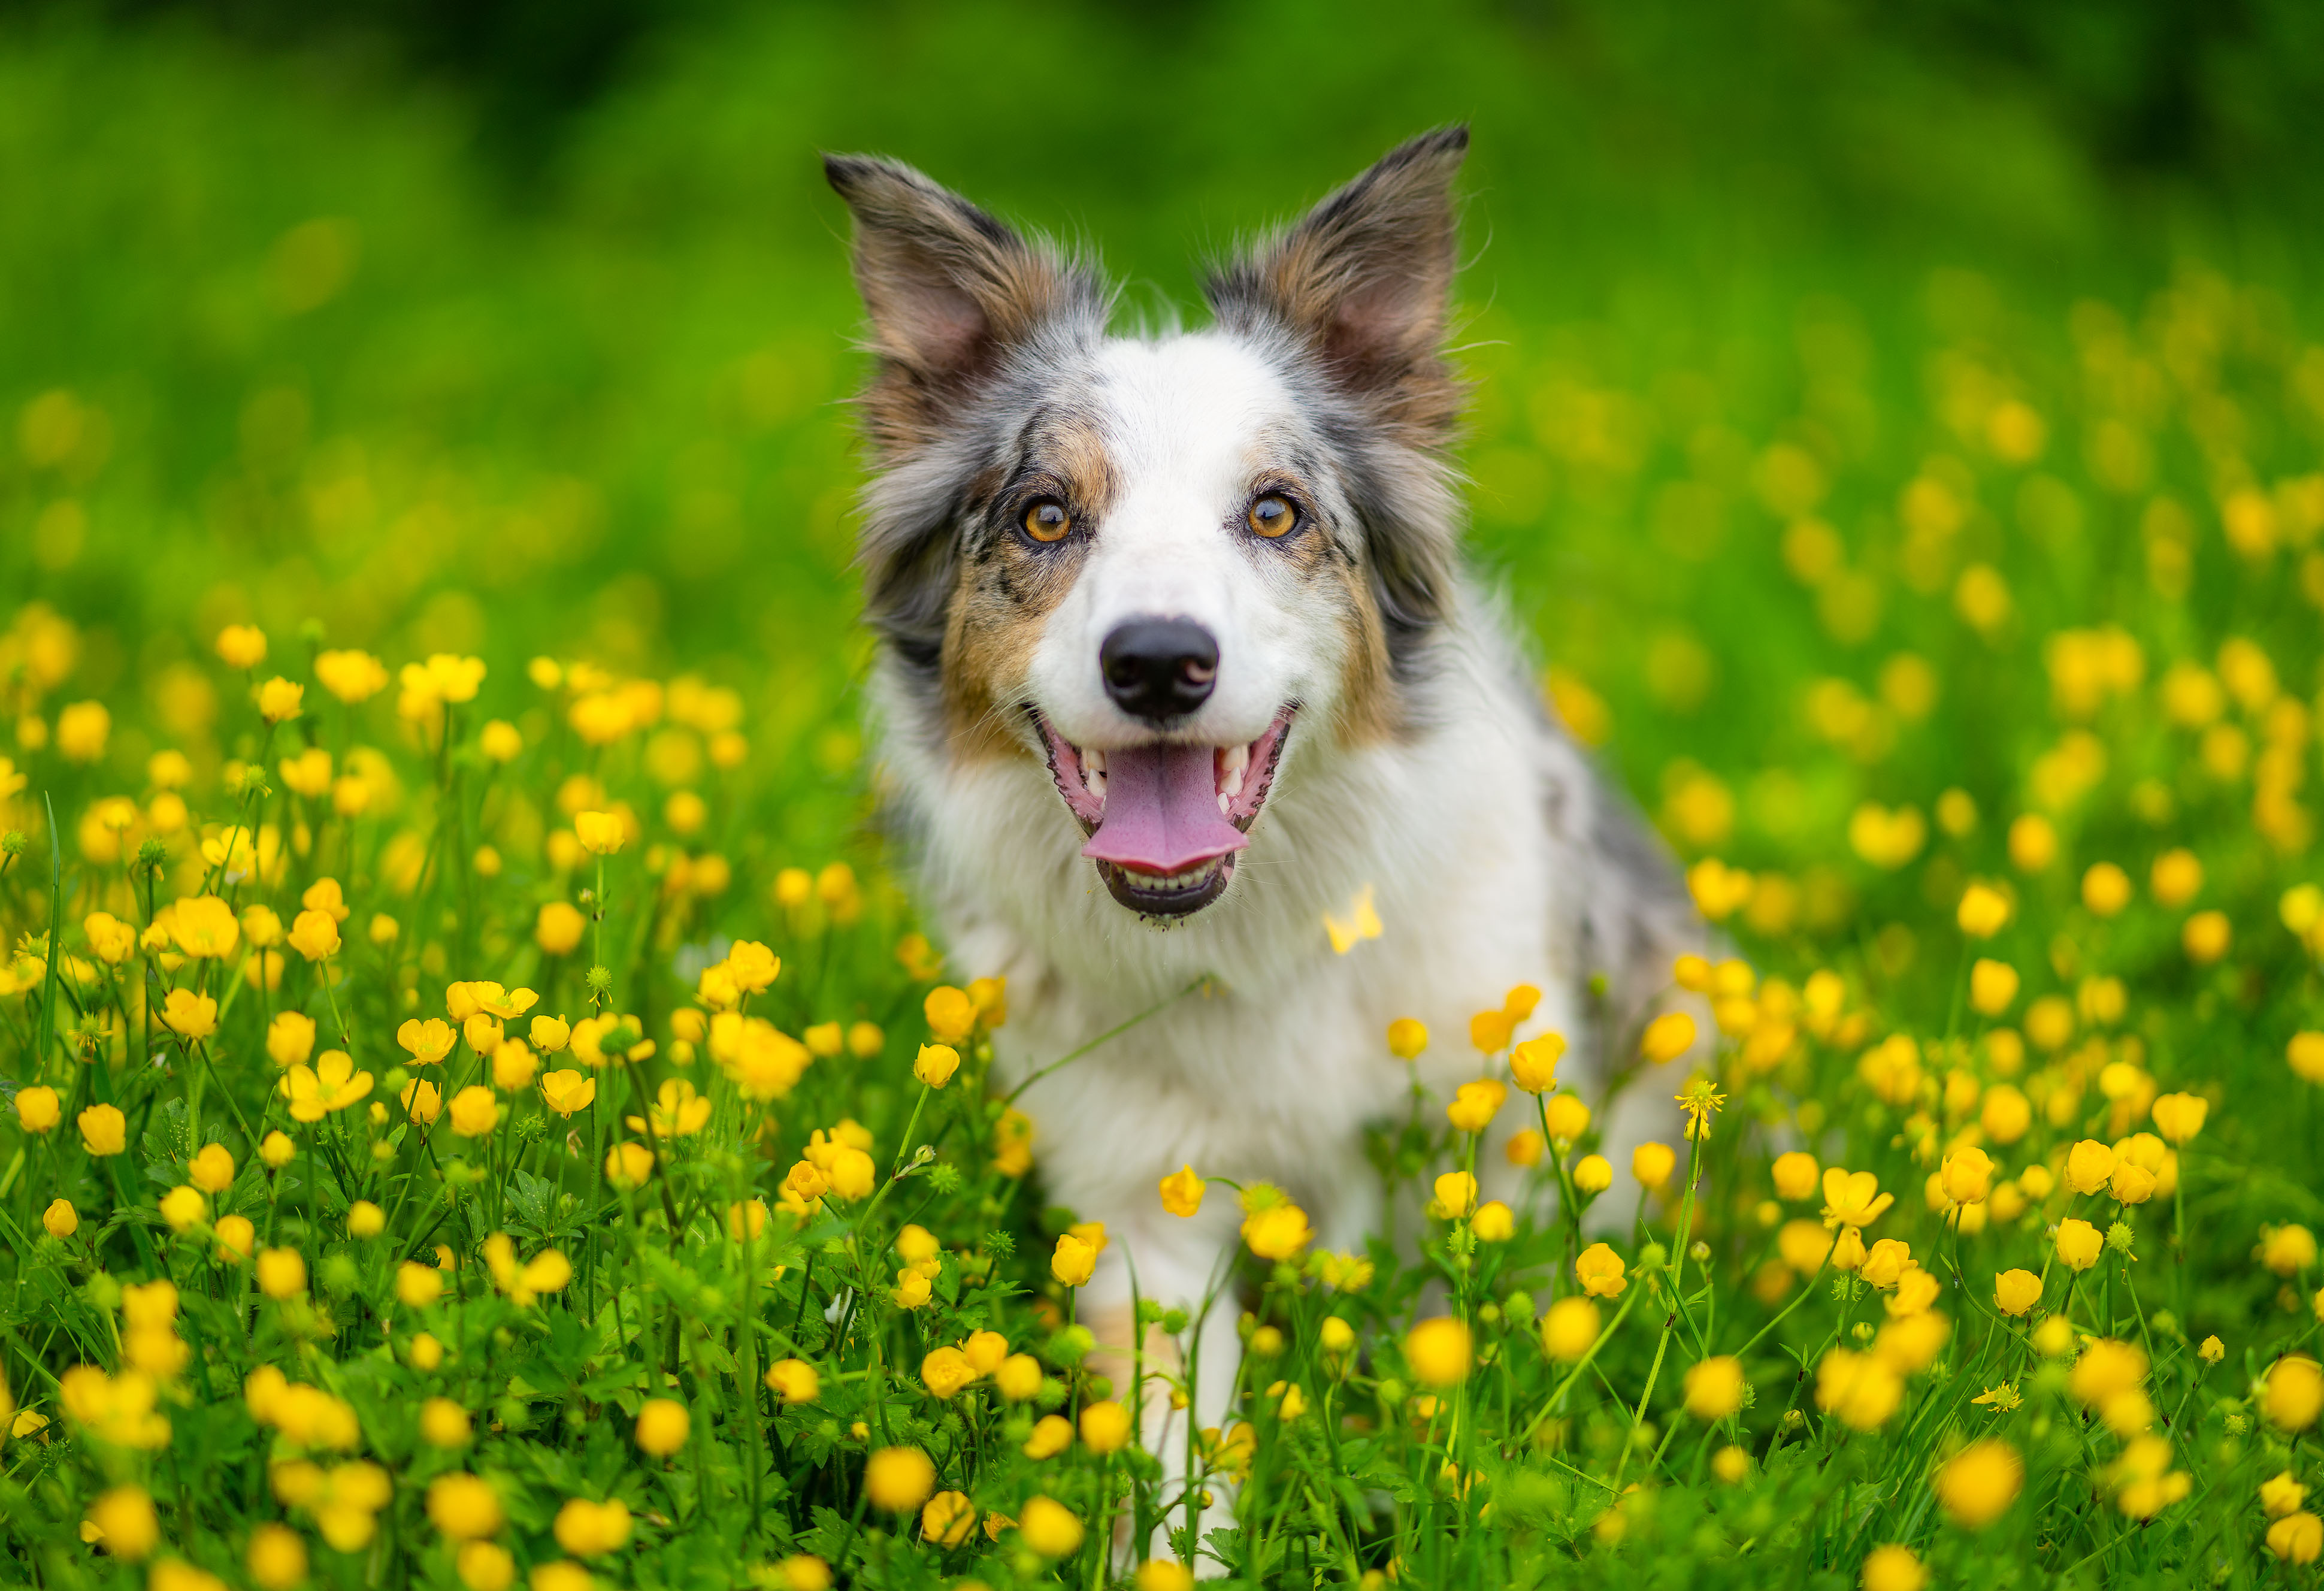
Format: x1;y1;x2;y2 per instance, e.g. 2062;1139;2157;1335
824;128;1702;1562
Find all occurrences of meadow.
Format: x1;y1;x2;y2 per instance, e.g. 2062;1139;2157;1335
4;4;2324;1587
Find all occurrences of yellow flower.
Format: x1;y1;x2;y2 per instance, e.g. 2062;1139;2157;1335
1935;1438;2023;1528
1633;1141;1676;1190
1968;958;2019;1015
79;1103;127;1156
402;1079;442;1124
1242;1202;1314;1261
2264;1224;2319;1275
1403;1317;1472;1388
1018;1496;1084;1559
1684;1356;1745;1419
288;909;340;961
260;1131;295;1168
2265;1357;2324;1432
995;1354;1042;1402
282;1052;373;1122
1939;1146;1993;1206
1386;1017;1429;1058
256;1248;306;1299
1446;1078;1507;1133
2150;1091;2207;1144
447;1085;499;1138
1779;1220;1834;1273
43;1196;78;1238
2054;1217;2102;1271
892;1269;931;1309
535;902;586;955
1820;1167;1894;1230
83;911;136;964
2268;1513;2323;1565
574;812;625;856
1541;1297;1600;1360
1970;1382;2023;1412
1079;1399;1131;1453
216;625;268;669
1859;1238;1912;1289
1675;1075;1726;1140
1993;1268;2042;1316
921;1491;976;1548
2081;861;2132;915
863;1447;935;1513
1051;1232;1097;1288
1573;1153;1613;1193
84;1486;159;1561
1640;1009;1696;1063
923;984;976;1043
1431;1171;1478;1220
1510;1032;1565;1092
398;1263;444;1308
2295;1032;2324;1084
1542;1092;1590;1141
1956;881;2011;937
1815;1348;1902;1430
247;1523;307;1590
2064;1139;2116;1194
159;987;219;1042
55;701;110;762
765;1360;819;1404
1470;1200;1515;1242
252;1009;311;1069
16;1085;60;1134
1575;1241;1627;1297
551;1498;631;1558
912;1043;959;1088
428;1474;506;1540
314;649;387;702
1160;1164;1205;1217
1023;1412;1073;1459
540;1070;595;1116
159;1185;206;1232
633;1399;688;1457
625;1078;709;1137
2263;1471;2310;1519
1772;1151;1818;1200
1860;1545;1926;1591
189;1142;235;1193
919;1345;975;1400
257;677;304;724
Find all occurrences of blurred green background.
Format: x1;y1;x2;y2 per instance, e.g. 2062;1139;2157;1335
5;0;2323;866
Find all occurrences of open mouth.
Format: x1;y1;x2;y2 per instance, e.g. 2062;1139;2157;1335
1033;706;1294;917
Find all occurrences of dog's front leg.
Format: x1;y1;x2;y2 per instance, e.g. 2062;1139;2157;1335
1083;1210;1244;1575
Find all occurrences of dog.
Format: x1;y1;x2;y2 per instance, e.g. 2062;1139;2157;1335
824;128;1702;1563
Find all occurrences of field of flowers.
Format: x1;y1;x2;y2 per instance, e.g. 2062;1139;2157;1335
7;11;2324;1591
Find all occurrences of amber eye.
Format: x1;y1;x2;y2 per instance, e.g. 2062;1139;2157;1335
1246;494;1296;539
1022;499;1072;543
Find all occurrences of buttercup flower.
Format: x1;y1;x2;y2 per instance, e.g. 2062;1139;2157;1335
159;988;219;1042
16;1085;59;1133
79;1103;126;1156
1575;1242;1627;1297
1403;1317;1473;1387
1160;1164;1205;1217
282;1052;373;1121
1995;1269;2042;1315
1511;1032;1565;1091
1821;1167;1895;1230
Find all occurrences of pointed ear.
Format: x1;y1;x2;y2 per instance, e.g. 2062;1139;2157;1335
823;153;1100;447
1207;128;1469;432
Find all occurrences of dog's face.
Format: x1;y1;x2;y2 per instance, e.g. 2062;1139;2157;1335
829;132;1468;918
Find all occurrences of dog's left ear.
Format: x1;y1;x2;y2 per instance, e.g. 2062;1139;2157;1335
1208;128;1468;435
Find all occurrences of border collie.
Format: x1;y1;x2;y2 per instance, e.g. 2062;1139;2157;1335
824;128;1701;1561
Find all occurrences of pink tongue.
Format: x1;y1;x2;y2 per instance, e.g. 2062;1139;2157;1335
1081;743;1248;874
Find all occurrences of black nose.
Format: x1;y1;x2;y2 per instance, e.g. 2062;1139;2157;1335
1100;618;1218;722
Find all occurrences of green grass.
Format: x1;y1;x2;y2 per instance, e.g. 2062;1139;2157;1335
4;5;2324;1588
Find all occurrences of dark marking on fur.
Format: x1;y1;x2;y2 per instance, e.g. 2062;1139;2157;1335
823;153;1113;704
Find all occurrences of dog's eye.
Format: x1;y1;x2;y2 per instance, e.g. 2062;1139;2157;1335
1022;499;1072;543
1247;494;1296;539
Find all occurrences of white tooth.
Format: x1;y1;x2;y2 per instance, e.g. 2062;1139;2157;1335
1088;769;1106;800
1221;743;1249;798
1085;748;1105;774
1218;792;1231;813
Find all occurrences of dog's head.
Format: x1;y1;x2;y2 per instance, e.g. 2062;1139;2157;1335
828;131;1468;919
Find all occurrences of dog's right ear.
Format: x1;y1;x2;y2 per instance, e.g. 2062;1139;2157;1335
823;154;1099;449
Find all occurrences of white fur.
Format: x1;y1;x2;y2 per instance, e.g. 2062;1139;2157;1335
869;328;1694;1568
